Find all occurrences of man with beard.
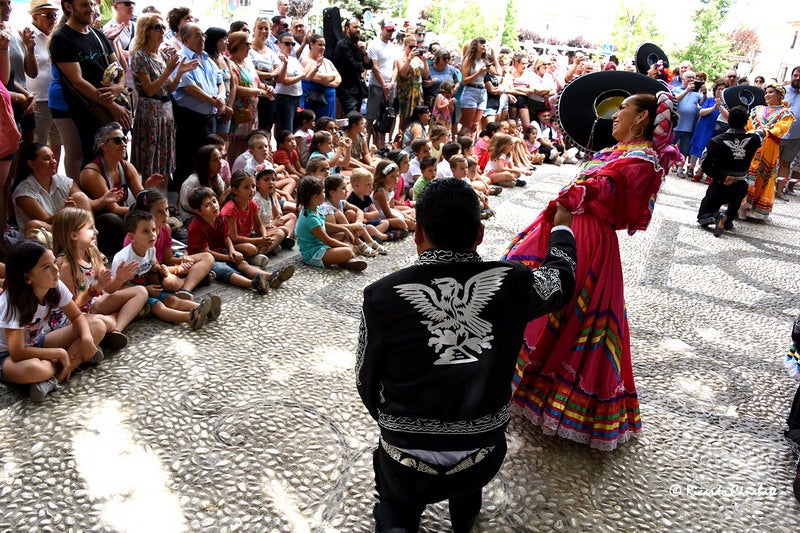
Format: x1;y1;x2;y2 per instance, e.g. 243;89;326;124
332;17;372;115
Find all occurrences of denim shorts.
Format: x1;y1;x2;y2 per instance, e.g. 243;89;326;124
211;261;240;283
459;86;487;110
146;291;172;308
0;351;9;383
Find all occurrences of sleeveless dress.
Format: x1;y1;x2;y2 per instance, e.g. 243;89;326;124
397;56;424;119
502;141;666;450
130;51;175;178
230;61;259;137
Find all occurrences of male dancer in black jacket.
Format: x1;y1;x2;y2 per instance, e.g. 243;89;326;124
697;105;762;237
356;178;577;532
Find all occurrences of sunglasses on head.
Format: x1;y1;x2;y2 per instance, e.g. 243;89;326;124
107;136;127;145
149;23;166;31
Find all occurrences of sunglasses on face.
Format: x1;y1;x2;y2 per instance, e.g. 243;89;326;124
149;23;166;31
282;41;295;46
107;136;127;145
119;1;135;6
36;12;58;20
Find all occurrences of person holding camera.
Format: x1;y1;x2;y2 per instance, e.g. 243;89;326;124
395;35;429;132
672;69;705;177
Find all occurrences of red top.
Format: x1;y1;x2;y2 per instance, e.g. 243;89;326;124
273;147;300;168
220;199;259;238
187;216;228;255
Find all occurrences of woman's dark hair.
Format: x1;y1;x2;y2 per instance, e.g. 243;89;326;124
194;145;223;197
229;20;248;33
324;174;345;197
296;176;324;212
315;116;335;131
345;111;364;130
433;49;450;64
416;178;480;251
134;187;168;212
307;33;324;46
166;7;191;33
626;93;675;139
14;143;48;188
4;240;61;326
409;105;430;124
204;27;228;57
478;122;502;139
278;31;293;43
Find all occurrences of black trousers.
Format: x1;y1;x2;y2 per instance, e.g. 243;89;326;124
337;85;362;116
372;438;506;533
173;105;215;192
697;179;749;221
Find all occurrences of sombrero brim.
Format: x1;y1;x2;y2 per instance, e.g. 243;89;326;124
635;43;669;75
557;71;668;152
722;85;765;111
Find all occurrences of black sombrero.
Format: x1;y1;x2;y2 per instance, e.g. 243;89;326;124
722;85;765;112
635;43;669;75
557;71;668;152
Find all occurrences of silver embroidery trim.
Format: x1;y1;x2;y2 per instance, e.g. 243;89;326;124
380;438;495;476
550;247;576;270
378;404;510;435
531;267;562;301
355;309;367;387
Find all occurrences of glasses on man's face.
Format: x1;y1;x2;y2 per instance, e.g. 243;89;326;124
107;136;127;145
120;1;135;6
281;22;289;28
37;12;58;20
148;23;166;31
727;75;736;79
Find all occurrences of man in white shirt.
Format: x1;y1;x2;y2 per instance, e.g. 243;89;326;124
25;0;61;155
102;0;135;52
366;19;399;149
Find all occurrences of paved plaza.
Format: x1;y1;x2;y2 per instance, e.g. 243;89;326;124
1;163;800;532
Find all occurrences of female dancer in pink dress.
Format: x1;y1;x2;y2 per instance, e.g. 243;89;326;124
503;91;681;450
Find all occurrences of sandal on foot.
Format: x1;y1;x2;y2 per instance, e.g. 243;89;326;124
488;185;503;195
206;295;222;321
268;265;295;289
480;209;496;220
281;236;296;250
136;302;152;320
358;242;378;257
175;289;194;301
189;298;212;330
342;259;368;271
251;273;270;294
371;242;388;255
101;330;128;352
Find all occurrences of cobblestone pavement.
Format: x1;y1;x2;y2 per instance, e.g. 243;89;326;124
2;164;800;533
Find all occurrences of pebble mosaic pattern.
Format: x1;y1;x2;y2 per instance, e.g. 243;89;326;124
2;165;800;532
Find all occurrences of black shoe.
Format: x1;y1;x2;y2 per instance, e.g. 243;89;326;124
515;178;527;187
794;472;800;503
724;220;734;231
713;212;727;237
697;214;715;227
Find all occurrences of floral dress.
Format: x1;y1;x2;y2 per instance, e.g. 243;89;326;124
230;60;259;138
130;51;175;178
397;56;424;119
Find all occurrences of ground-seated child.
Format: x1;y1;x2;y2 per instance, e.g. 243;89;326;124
308;130;351;175
321;175;386;257
254;167;297;250
221;170;277;267
404;138;431;190
387;150;413;207
293;109;316;166
373;159;416;236
346;168;390;242
273;130;305;184
132;189;215;299
523;125;546;165
412;156;437;200
296;176;368;271
179;145;229;220
428;125;450;162
205;134;232;185
114;211;219;330
186;187;294;294
451;155;493;219
467;156;499;196
231;131;294;199
306;156;331;180
0;240;106;401
436;141;461;179
485;133;529;188
53;207;147;352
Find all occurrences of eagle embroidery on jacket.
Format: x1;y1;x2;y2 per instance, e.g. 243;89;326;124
395;267;510;365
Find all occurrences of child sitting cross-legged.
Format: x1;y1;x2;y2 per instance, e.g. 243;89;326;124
114;211;220;330
0;241;107;401
186;187;294;294
131;188;215;300
296;176;368;271
485;133;529;188
372;159;416;237
321;175;387;257
272;130;305;184
450;155;493;219
254;166;297;251
53;207;148;352
231;130;295;199
345;168;390;242
221;170;277;268
411;156;437;200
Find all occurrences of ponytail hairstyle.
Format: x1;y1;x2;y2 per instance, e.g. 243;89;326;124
296;176;324;213
133;187;168;212
323;174;345;200
373;159;399;190
52;207;104;295
224;169;255;203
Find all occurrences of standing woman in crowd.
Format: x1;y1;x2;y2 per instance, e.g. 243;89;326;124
250;17;280;138
130;13;198;186
529;56;557;121
204;27;235;147
508;52;534;129
395;36;428;131
689;80;726;182
740;84;795;219
227;31;272;163
274;31;305;133
424;49;459;109
459;37;494;135
0;30;21;234
301;34;340;121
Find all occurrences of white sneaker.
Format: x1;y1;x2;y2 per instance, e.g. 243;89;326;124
554;157;564;166
247;254;269;268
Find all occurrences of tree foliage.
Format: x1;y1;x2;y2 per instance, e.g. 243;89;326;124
421;0;513;51
610;1;662;60
727;27;760;58
329;0;388;18
677;0;734;77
